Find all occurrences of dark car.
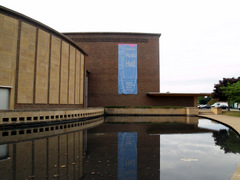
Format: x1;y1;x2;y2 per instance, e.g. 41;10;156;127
202;105;211;109
220;105;228;110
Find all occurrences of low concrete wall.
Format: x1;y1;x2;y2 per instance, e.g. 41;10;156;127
0;108;104;125
186;107;199;116
105;107;198;116
105;116;199;124
0;117;104;143
211;107;222;115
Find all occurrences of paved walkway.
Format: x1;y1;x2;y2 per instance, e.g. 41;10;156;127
198;113;240;135
198;112;240;180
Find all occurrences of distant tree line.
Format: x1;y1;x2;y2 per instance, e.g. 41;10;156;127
212;77;240;110
198;77;240;110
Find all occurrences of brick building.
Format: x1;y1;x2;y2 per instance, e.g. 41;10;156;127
65;32;208;107
0;6;209;110
64;32;162;107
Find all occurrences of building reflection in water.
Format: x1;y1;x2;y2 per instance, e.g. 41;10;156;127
0;117;104;180
1;116;239;180
84;116;201;179
85;116;240;180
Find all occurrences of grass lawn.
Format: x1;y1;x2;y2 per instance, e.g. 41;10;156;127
223;111;240;117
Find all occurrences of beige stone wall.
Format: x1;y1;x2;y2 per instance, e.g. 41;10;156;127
0;107;104;124
104;107;187;115
0;14;18;109
0;14;18;86
60;41;69;104
69;46;76;104
49;35;61;104
211;107;222;114
17;22;36;104
0;11;85;109
75;51;81;104
104;107;199;116
35;29;50;104
80;54;85;104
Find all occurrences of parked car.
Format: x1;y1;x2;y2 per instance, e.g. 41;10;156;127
198;104;211;109
211;102;228;108
202;105;211;109
220;105;228;110
198;104;205;109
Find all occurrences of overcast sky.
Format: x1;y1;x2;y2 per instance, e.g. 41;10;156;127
1;0;240;93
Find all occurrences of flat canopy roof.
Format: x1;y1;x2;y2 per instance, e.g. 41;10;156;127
146;92;212;97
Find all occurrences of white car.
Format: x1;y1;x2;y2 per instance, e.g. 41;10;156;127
211;102;228;108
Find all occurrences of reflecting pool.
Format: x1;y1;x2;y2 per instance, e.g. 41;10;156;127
0;116;240;180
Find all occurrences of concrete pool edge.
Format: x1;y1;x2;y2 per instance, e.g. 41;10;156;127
0;107;104;126
104;107;198;116
198;114;240;135
198;114;240;180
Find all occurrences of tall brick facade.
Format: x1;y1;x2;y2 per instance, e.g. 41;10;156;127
64;33;161;107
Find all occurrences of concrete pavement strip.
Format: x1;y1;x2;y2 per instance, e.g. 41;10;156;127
198;113;240;180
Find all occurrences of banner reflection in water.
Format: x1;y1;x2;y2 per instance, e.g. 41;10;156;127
118;132;138;180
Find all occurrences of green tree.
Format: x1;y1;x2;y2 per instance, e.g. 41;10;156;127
221;81;240;109
212;77;240;101
198;96;212;104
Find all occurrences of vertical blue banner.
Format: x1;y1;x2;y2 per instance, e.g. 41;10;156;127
118;132;138;180
118;44;137;94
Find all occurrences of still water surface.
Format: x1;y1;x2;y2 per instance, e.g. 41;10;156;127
0;116;240;180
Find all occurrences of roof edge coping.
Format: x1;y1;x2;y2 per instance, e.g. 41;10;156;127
0;5;87;56
63;32;161;37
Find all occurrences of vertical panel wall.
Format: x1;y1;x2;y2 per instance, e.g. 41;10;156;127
80;54;84;105
68;46;76;104
0;7;86;109
0;14;18;86
17;22;36;104
0;14;18;109
35;29;50;104
60;41;69;104
49;35;61;104
75;51;81;104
